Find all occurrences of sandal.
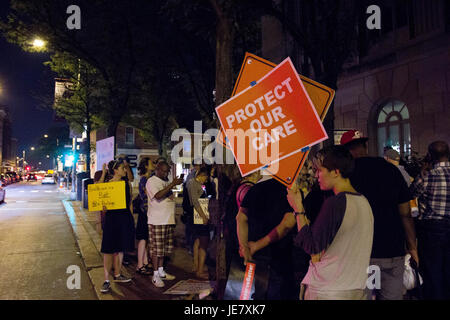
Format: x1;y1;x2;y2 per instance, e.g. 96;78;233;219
136;266;152;275
143;264;153;272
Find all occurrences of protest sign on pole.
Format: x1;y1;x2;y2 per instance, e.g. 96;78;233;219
96;136;115;171
88;180;126;211
215;57;328;177
217;53;334;187
239;262;256;300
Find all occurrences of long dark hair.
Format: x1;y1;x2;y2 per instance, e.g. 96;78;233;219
108;159;123;177
138;157;151;176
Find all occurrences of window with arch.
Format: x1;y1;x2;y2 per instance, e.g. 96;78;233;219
377;100;411;157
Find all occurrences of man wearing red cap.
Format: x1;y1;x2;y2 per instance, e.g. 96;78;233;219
340;130;418;300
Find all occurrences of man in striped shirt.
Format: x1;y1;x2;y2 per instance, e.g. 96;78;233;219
411;140;450;299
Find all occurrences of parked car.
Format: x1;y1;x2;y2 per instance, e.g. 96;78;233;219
0;186;5;203
0;174;8;187
27;173;37;181
6;172;19;183
5;173;14;184
42;174;56;184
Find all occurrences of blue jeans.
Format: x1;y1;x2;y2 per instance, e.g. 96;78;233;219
417;219;450;300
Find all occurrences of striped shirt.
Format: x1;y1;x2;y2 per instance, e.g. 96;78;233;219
411;162;450;221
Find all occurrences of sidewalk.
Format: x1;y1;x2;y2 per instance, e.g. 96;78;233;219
62;197;212;300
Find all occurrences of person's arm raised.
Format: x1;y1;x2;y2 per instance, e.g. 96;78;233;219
154;176;183;200
97;163;108;184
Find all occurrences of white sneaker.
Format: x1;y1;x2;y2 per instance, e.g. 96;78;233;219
152;274;165;288
159;270;176;281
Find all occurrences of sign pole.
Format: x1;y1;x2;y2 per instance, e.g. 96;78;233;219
70;137;77;200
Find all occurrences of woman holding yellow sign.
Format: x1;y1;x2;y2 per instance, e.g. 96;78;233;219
99;159;136;294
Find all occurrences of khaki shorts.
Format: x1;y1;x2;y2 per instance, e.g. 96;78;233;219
302;285;367;300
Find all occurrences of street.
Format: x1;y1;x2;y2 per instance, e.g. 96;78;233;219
0;181;96;299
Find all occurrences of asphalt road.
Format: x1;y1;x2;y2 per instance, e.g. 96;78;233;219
0;181;96;300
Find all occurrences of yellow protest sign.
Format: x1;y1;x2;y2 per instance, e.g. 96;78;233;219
88;180;127;212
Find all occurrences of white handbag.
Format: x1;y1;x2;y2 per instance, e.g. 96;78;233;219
403;254;423;290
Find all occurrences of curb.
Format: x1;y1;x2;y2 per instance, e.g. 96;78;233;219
62;199;104;300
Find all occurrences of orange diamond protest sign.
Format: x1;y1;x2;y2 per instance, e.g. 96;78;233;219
217;53;334;187
215;57;328;177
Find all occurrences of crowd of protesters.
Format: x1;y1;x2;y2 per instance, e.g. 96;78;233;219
93;132;449;300
233;130;449;300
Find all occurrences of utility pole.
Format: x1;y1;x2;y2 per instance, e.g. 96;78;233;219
70;136;77;200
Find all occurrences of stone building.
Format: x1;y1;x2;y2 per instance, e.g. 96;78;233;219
261;0;450;158
334;0;449;157
0;105;16;171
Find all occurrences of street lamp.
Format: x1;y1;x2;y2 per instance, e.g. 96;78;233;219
30;147;35;151
44;134;48;138
32;38;45;49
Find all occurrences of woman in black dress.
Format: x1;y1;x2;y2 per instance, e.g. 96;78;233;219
99;159;136;293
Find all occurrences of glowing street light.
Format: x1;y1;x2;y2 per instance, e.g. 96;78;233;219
44;134;48;138
30;147;35;151
32;38;45;49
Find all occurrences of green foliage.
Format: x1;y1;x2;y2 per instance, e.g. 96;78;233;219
46;52;105;133
30;126;71;165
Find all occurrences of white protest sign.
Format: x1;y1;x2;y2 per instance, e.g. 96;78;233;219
96;136;115;171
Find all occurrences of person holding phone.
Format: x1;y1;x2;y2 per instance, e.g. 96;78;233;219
146;161;183;287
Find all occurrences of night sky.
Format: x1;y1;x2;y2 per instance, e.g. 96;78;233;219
0;1;55;156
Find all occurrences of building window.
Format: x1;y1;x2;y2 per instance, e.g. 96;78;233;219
377;100;410;157
125;127;135;145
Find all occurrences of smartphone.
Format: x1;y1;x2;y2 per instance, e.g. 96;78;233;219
180;173;185;179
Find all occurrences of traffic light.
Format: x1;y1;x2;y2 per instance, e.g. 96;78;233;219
26;166;31;171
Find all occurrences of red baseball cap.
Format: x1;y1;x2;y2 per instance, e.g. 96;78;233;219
340;130;368;146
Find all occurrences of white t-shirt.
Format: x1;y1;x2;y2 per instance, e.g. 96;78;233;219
146;175;176;225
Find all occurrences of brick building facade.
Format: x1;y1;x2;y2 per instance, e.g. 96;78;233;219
261;0;450;158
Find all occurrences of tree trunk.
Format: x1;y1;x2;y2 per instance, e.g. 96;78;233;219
85;122;91;177
212;6;237;300
214;16;234;107
107;118;120;155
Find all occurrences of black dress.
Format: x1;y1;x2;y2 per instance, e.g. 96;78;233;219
135;176;149;241
100;178;136;254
